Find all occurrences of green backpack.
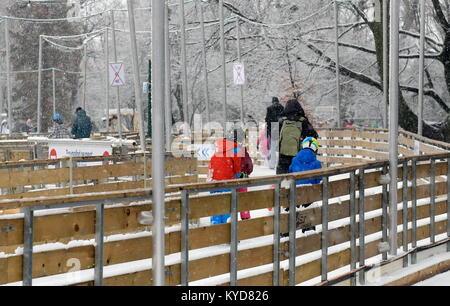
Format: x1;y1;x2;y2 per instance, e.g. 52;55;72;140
279;118;304;156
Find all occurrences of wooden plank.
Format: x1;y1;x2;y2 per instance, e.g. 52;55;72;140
320;148;388;160
317;156;367;164
353;131;389;141
320;130;354;138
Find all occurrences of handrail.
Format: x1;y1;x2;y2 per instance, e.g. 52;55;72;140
3;151;449;211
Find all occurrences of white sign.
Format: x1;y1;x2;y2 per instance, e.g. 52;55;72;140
233;62;245;85
109;63;126;86
47;140;113;166
143;82;150;94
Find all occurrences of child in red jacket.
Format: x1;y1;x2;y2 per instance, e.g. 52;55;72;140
208;129;254;224
208;138;242;224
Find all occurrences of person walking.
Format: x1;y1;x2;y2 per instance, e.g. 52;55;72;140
71;107;92;139
48;114;71;139
287;137;323;233
22;119;36;134
265;97;284;169
277;99;318;175
0;120;9;134
208;136;243;225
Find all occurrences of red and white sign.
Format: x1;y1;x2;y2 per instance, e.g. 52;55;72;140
233;62;245;85
109;63;126;86
46;139;113;167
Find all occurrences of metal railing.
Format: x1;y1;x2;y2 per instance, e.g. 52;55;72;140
175;152;450;286
19;190;151;286
9;152;450;286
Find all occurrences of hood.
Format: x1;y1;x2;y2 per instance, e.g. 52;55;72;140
297;148;317;163
282;99;305;120
215;139;242;156
77;109;87;117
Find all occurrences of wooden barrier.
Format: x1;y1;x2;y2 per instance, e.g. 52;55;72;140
0;154;198;216
0;128;449;286
0;153;449;286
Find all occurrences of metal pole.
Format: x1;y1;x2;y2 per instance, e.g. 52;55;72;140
430;158;436;243
198;0;210;122
83;44;87;110
23;208;34;286
230;188;238;286
219;0;227;127
402;161;408;267
52;68;56;116
334;0;341;128
94;203;105;286
5;19;12;135
236;17;244;122
288;179;297;286
127;0;147;152
382;165;388;261
37;35;43;133
358;169;366;285
164;1;172;151
349;171;357;286
418;0;425;136
382;0;389;129
321;176;329;282
110;10;123;138
412;158;418;264
388;0;400;256
273;182;281;286
151;0;166;286
181;190;189;286
179;0;189;124
105;28;110;132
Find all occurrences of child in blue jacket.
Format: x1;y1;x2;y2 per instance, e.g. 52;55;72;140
289;137;322;185
287;137;322;233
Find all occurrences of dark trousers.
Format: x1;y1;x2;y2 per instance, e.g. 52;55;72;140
276;154;294;175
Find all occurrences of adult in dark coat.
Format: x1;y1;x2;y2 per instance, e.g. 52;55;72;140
265;97;284;138
71;107;92;139
265;97;284;169
276;99;318;175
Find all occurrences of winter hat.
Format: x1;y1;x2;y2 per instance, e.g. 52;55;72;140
302;137;319;153
53;113;62;121
272;97;279;103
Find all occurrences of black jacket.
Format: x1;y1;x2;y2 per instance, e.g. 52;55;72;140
278;99;318;141
265;103;284;138
71;109;92;139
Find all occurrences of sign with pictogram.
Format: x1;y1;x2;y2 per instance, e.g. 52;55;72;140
233;62;245;85
109;63;126;86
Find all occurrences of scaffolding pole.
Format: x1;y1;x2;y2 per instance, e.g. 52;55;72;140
126;0;146;152
389;0;400;256
151;0;166;286
418;0;426;136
